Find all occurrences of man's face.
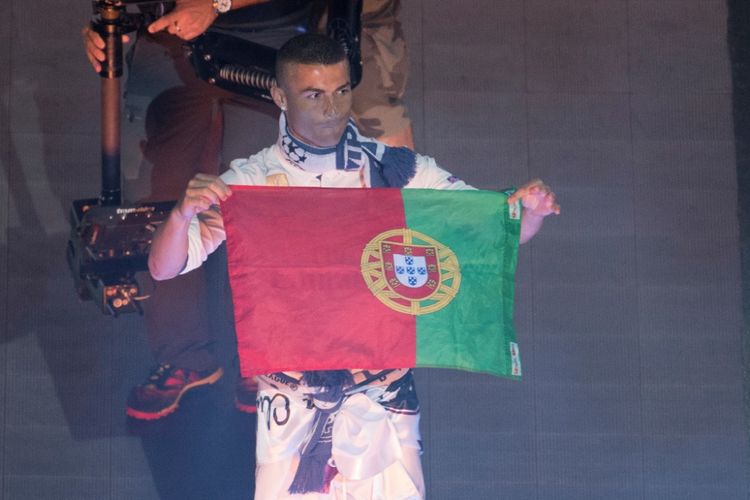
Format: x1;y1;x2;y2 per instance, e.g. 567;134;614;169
273;61;353;148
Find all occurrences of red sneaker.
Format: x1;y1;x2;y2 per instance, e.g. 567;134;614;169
126;364;223;420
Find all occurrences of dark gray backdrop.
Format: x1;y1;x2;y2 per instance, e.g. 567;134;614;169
0;0;746;499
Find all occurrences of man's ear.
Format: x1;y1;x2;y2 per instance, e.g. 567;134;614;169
271;85;287;111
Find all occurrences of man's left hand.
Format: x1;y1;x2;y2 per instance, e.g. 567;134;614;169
509;179;560;244
508;178;560;217
147;0;218;40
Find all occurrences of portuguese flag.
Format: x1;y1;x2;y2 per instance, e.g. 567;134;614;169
222;186;523;379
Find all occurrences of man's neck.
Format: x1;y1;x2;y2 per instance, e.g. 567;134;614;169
287;124;339;150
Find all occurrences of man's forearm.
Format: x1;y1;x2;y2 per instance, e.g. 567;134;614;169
519;211;544;245
147;0;277;39
148;210;193;280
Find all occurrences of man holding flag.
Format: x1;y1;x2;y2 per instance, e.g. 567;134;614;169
149;33;558;499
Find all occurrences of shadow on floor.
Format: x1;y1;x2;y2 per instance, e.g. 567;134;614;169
127;384;257;500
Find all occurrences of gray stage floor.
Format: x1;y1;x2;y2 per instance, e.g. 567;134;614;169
0;0;747;499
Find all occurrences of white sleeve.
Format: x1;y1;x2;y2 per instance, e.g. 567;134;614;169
181;149;270;274
182;207;226;275
405;154;475;191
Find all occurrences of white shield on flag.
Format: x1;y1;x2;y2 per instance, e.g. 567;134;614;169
393;254;428;288
377;240;442;301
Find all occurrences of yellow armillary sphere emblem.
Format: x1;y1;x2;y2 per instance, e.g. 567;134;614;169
360;228;461;315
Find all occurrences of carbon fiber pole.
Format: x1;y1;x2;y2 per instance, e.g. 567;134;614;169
97;1;124;206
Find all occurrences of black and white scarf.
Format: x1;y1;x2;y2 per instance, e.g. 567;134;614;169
277;112;417;188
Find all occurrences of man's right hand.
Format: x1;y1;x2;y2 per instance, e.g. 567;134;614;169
81;25;131;73
175;173;233;220
149;173;231;280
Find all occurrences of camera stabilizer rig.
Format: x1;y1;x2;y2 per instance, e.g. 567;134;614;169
67;0;362;316
67;0;175;316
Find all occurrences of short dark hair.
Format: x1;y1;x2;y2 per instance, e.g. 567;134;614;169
275;33;347;86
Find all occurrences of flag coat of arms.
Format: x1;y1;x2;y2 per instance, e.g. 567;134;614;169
222;186;522;379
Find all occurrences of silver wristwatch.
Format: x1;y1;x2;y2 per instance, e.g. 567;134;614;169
212;0;232;14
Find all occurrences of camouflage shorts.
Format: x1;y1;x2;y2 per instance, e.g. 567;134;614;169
351;0;412;139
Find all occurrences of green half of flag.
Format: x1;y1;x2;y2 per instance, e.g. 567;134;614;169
402;189;521;378
223;186;522;379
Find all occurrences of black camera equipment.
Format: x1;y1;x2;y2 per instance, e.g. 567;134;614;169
67;0;362;316
187;0;363;101
67;0;175;316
